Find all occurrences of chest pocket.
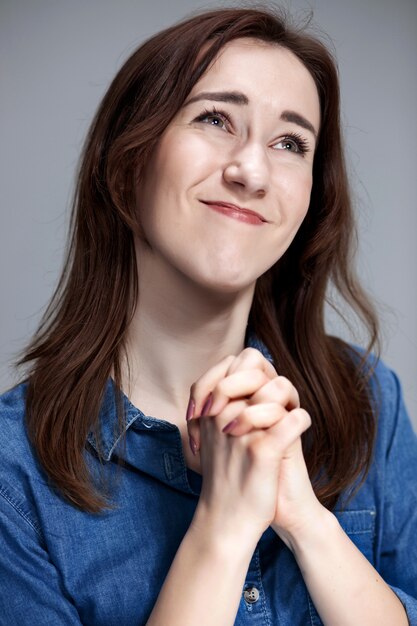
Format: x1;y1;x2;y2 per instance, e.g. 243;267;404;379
307;509;376;626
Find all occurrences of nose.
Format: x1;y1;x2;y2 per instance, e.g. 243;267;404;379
222;142;269;198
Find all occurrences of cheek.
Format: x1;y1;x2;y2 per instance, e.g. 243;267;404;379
155;130;217;189
279;167;313;221
298;176;313;220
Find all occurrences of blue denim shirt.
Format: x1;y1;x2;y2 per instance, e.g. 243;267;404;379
1;341;416;625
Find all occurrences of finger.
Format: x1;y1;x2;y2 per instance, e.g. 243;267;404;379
187;348;277;422
249;375;300;410
245;409;311;472
262;407;311;455
278;408;311;459
186;416;201;456
226;347;278;380
187;399;248;453
222;402;287;436
188;354;236;420
208;368;271;416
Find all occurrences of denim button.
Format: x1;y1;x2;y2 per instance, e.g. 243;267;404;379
244;587;260;603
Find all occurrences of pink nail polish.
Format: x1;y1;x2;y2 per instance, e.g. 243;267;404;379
222;418;239;433
189;435;198;456
186;398;195;421
201;392;213;416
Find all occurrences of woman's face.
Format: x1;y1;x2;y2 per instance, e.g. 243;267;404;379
136;38;320;294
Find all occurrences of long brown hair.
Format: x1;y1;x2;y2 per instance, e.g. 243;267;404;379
18;7;379;512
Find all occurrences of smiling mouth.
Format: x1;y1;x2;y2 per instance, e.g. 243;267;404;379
201;201;268;225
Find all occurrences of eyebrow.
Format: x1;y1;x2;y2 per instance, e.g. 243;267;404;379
280;110;317;140
184;90;318;139
185;90;249;106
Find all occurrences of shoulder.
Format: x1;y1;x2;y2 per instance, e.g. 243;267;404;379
0;381;30;446
333;342;417;484
0;382;45;513
346;345;417;468
360;347;402;407
344;344;406;426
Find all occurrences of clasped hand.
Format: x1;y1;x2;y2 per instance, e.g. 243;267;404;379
186;348;325;549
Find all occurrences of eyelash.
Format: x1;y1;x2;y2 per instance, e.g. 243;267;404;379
276;132;310;156
193;106;310;156
194;107;233;129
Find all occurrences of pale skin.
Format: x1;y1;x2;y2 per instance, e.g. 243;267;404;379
124;38;408;626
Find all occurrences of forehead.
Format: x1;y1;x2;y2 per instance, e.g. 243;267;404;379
190;38;320;129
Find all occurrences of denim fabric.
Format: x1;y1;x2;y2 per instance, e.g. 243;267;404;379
0;341;416;625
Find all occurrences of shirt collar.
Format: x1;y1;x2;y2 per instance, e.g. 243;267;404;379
87;331;273;467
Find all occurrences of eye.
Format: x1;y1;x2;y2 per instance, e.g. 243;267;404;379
273;133;310;156
194;107;232;131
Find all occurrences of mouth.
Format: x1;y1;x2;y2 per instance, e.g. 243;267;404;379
200;200;268;225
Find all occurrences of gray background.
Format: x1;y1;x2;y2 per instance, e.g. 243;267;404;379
1;0;416;429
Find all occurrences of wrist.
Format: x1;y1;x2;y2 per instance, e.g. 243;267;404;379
190;505;260;559
273;504;337;555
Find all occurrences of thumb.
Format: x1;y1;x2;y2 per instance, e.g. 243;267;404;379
186;416;201;456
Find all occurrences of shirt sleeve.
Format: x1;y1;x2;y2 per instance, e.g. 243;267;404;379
0;484;82;625
377;368;417;625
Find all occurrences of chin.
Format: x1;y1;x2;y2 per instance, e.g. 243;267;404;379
189;271;257;299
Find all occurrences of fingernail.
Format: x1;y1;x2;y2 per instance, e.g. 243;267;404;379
222;418;239;434
186;398;195;421
189;435;198;456
201;392;213;416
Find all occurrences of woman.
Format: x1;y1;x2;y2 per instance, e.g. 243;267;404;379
1;6;416;625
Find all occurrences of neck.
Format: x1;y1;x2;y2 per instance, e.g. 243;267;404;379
123;244;255;419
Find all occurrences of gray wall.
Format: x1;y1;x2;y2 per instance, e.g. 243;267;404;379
1;0;416;429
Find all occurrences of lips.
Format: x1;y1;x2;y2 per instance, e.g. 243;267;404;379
201;201;268;224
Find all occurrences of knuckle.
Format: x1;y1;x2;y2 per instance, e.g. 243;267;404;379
290;408;311;433
241;347;260;357
251;368;267;387
276;376;293;392
269;377;284;394
215;378;227;395
299;408;312;429
238;347;265;364
240;405;253;423
272;376;299;405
